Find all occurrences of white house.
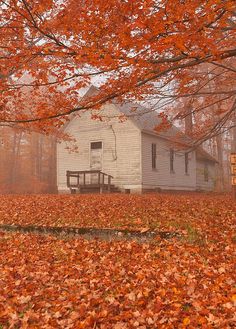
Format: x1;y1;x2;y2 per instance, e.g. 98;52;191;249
57;87;217;193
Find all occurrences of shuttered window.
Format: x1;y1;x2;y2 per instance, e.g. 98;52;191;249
170;149;174;173
185;153;189;174
152;143;157;169
204;163;209;181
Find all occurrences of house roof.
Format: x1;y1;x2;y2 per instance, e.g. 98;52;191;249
117;102;218;163
82;86;183;143
195;148;218;163
114;101;192;145
73;85;218;163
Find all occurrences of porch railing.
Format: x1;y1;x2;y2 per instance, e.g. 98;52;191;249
66;170;113;193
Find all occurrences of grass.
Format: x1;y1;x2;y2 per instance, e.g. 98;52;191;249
183;223;206;245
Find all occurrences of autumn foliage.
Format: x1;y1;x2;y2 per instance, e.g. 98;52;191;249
0;193;235;328
0;0;235;141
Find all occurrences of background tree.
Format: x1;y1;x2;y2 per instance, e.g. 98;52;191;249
0;120;78;193
0;126;61;193
171;60;236;190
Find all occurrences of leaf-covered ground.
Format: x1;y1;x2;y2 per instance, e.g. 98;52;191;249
0;194;235;328
0;194;235;236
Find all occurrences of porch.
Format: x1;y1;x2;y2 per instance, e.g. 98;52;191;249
66;170;119;194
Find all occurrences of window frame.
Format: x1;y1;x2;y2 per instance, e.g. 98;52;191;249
170;148;174;173
185;152;189;175
90;141;102;150
151;143;157;170
89;140;103;171
204;163;209;182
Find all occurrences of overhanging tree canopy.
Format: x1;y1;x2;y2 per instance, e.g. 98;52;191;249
0;0;235;141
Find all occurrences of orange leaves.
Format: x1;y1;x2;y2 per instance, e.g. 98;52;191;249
0;0;235;132
183;317;191;326
0;193;235;241
0;193;235;327
232;295;236;303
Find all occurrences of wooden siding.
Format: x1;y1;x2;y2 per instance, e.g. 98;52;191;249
196;160;215;191
57;104;142;193
141;133;197;190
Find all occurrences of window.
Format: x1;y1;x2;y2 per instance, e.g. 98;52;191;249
152;143;157;169
170;149;174;173
91;141;102;150
185;153;189;174
204;163;209;182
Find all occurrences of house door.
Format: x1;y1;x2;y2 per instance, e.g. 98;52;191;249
90;141;103;184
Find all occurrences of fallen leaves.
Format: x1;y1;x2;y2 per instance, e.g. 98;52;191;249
183;317;190;326
0;194;235;238
0;193;235;328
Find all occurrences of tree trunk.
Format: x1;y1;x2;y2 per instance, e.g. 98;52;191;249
48;136;57;193
231;111;236;198
9;130;22;192
215;134;224;192
184;104;193;136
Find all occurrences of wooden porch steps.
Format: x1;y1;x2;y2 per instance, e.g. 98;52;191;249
70;184;120;194
67;170;120;194
71;184;121;194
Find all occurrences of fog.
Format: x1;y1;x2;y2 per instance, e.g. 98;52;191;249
0;127;57;194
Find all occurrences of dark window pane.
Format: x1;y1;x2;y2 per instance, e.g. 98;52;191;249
152;143;156;169
185;153;189;174
91;141;102;149
170;149;174;172
204;163;209;181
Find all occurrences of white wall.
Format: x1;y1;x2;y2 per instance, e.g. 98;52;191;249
57;104;142;192
57;104;216;193
141;133;197;190
196;160;215;191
